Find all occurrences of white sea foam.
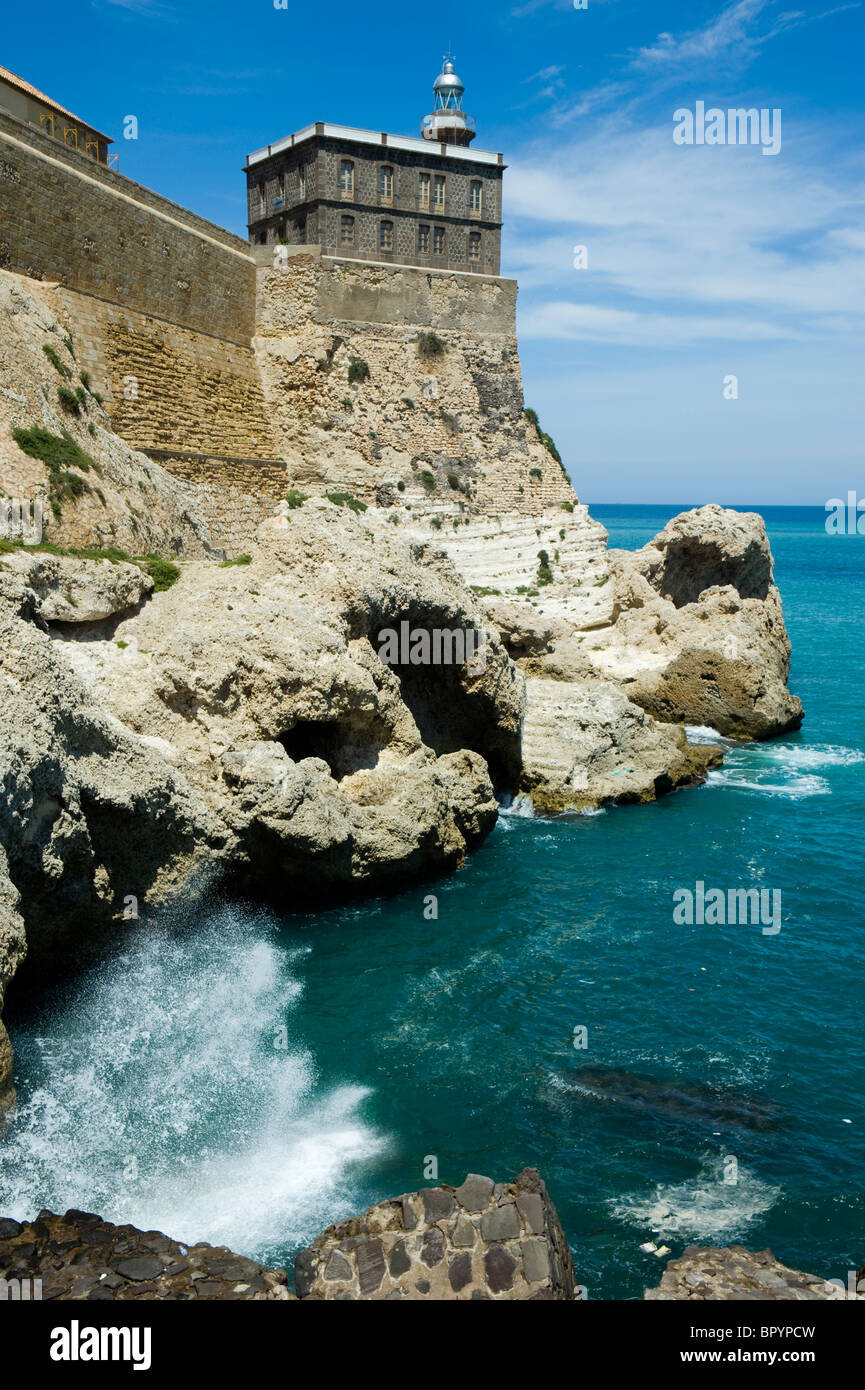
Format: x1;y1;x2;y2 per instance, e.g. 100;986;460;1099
0;907;386;1260
707;769;832;798
609;1156;780;1241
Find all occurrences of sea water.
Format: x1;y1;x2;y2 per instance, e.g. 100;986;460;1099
2;505;863;1297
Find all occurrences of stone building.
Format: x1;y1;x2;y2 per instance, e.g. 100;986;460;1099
0;64;113;165
245;59;504;276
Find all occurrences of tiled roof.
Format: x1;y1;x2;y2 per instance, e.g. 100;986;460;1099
0;64;113;142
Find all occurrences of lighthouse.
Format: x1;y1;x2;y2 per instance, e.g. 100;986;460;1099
421;57;477;146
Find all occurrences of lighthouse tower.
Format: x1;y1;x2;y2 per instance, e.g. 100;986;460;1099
421;57;476;145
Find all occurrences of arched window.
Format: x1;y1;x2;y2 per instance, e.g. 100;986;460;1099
339;160;354;197
469;180;483;215
379;220;394;251
379;165;394;203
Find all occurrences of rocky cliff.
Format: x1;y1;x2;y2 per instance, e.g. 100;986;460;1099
0;263;803;1118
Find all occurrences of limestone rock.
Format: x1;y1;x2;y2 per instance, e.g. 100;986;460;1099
596;506;803;739
520;674;721;812
0;549;153;621
294;1168;578;1300
645;1245;863;1301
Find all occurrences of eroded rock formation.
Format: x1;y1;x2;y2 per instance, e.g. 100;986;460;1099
645;1245;863;1301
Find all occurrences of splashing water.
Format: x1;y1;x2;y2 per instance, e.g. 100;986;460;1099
0;905;387;1264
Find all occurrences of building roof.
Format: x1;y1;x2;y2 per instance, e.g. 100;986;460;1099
0;65;113;143
246;121;502;168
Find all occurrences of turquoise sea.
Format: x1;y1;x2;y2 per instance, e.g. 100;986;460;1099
2;505;863;1298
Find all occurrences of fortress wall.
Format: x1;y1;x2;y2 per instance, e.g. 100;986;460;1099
0;110;277;467
0;109;252;340
254;255;575;514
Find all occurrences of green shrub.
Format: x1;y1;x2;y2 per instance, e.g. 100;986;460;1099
285;489;308;509
417;331;445;359
397;480;405;492
420;470;436;493
439;409;459;433
220;554;252;567
524;406;563;466
401;397;415;409
348;358;370;385
57;386;81;415
141;554;181;592
42;344;72;379
447;472;461;491
327;490;367;514
11;425;97;517
562;501;574;513
537;549;553;586
529;467;542;480
431;516;443;530
340;397;354;411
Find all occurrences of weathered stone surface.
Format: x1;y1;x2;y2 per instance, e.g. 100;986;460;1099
485;1243;517;1293
0;550;153;622
645;1245;863;1301
598;507;803;739
0;1210;292;1300
480;1204;521;1242
293;1169;577;1300
454;1173;495;1212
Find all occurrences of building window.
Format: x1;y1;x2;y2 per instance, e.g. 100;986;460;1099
298;163;307;200
470;180;483;215
418;224;430;254
257;181;266;216
380;220;394;251
418;172;430;208
468;231;481;261
277;172;285;202
379;165;394;203
340;214;355;246
433;175;445;210
339;160;354;197
433;226;445;256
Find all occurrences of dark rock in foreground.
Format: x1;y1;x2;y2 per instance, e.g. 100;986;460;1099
0;1210;293;1300
294;1167;578;1300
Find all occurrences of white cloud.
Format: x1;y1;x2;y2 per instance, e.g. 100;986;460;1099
504;121;865;345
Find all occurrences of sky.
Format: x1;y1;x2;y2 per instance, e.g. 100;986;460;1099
3;0;863;502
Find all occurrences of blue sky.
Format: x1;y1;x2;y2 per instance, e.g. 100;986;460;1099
4;0;863;502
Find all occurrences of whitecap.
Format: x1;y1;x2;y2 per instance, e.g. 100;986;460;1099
608;1155;780;1241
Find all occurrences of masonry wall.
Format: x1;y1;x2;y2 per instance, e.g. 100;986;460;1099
254;254;575;515
0;108;254;344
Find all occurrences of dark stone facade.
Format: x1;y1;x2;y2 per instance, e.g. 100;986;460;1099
246;126;504;276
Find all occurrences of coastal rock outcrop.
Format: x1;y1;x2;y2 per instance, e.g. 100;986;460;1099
0;1210;293;1300
294;1168;577;1300
645;1245;864;1301
596;506;803;739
